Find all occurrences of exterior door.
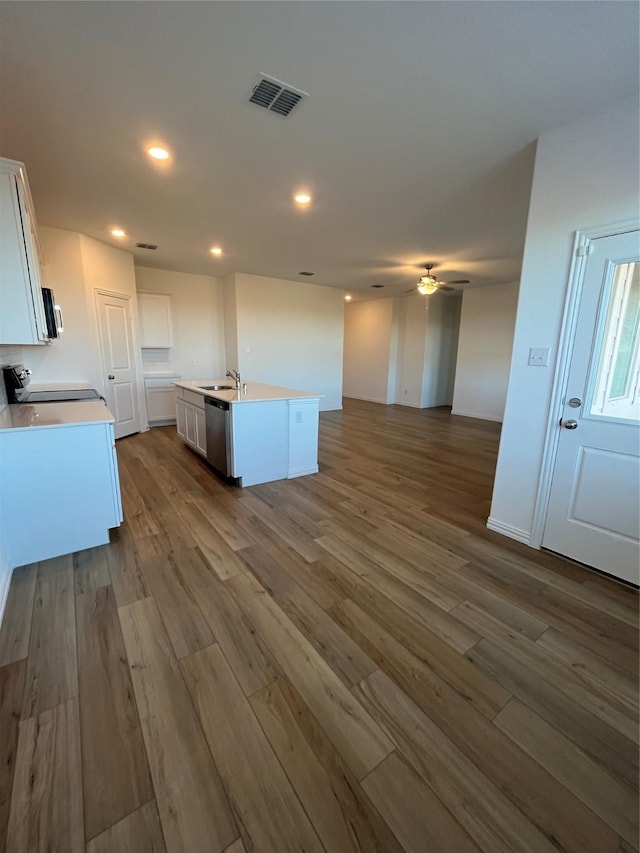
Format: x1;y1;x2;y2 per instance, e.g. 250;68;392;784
543;230;639;584
96;291;141;439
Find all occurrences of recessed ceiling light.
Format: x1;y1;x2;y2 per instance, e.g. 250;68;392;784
294;192;312;204
111;228;126;238
345;294;352;301
210;246;223;256
147;146;170;161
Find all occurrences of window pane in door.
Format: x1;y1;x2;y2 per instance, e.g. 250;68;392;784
590;261;640;422
610;264;639;398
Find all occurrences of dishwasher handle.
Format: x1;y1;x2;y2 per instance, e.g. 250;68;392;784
205;397;230;411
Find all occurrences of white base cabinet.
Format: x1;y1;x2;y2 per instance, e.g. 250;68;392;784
144;375;180;425
175;388;207;457
0;421;122;569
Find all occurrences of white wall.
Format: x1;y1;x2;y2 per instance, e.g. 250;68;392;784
396;292;461;408
343;298;395;403
490;96;640;541
423;293;462;408
452;282;519;421
222;273;238;372
395;295;428;407
18;228;96;384
342;292;462;409
14;227;149;428
228;273;344;411
135;266;225;380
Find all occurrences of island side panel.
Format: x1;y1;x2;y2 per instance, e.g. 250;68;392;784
287;398;319;479
230;400;288;487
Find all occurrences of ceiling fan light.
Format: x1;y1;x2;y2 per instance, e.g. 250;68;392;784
417;281;439;296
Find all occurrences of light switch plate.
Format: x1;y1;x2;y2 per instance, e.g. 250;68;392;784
528;347;550;366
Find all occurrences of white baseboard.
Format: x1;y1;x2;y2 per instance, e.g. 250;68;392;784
451;409;503;423
343;394;389;405
486;516;531;545
288;466;319;479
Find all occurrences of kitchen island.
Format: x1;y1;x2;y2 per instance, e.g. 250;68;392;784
174;380;321;487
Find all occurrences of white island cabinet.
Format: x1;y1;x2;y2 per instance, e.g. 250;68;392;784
0;402;122;570
174;380;321;487
175;388;207;456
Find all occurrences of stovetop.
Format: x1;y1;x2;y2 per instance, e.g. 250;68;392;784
21;388;102;403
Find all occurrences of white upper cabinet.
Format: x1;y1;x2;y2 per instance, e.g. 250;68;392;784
138;291;173;348
0;157;48;345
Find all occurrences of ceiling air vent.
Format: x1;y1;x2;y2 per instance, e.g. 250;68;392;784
136;243;157;250
249;75;308;118
299;271;314;276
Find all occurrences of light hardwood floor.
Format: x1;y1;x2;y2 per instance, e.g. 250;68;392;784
1;399;638;852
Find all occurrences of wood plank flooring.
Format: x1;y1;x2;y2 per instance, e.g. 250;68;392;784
0;398;637;852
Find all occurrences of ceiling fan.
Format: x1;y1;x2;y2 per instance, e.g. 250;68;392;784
407;264;470;296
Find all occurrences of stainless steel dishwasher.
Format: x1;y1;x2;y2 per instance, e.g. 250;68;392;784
205;397;230;476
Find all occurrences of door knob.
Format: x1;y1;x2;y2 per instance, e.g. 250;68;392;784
562;419;578;430
108;374;115;380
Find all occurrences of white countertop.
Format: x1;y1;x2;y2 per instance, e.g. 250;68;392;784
23;381;94;393
0;401;114;432
175;379;322;404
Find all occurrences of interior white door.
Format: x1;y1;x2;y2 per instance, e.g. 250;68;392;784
543;230;639;584
96;291;141;439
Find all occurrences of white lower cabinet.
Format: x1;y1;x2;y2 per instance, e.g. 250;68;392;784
144;375;180;425
175;389;207;457
194;406;207;456
0;421;122;568
185;403;196;445
176;397;187;439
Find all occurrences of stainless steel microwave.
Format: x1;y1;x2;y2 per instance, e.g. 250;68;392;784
42;287;63;338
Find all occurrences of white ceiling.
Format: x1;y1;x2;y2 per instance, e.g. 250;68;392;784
0;2;637;297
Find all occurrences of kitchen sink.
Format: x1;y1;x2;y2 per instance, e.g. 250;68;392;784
200;384;234;391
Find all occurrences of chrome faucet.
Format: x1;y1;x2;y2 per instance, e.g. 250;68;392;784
226;368;240;390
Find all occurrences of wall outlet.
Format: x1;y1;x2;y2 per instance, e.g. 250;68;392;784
245;346;252;354
295;411;303;424
528;347;550;367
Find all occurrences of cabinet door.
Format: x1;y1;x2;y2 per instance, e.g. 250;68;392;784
185;402;196;446
176;398;187;439
146;387;177;423
194;405;207;456
0;169;47;344
138;292;173;348
16;174;48;342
